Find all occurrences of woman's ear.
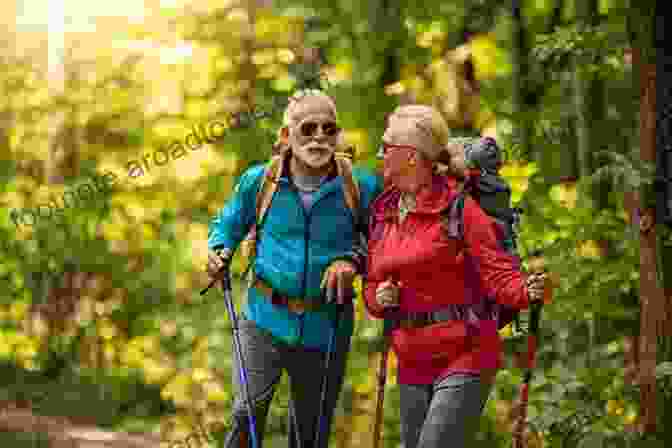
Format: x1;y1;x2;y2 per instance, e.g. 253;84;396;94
280;126;290;141
408;150;419;165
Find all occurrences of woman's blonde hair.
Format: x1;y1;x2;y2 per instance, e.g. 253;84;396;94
272;89;338;155
388;105;450;161
438;140;467;178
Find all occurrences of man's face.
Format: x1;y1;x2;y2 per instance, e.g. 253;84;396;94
287;97;340;169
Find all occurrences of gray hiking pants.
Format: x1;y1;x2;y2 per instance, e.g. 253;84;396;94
399;374;493;448
224;309;352;448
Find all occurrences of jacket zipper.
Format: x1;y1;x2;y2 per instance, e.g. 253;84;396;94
289;184;311;299
289;184;311;344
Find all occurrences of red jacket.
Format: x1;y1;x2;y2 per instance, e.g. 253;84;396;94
364;175;531;384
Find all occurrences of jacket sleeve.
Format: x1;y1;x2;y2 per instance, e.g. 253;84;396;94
207;165;264;252
462;196;530;310
328;169;383;275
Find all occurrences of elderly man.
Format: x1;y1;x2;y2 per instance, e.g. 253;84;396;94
207;89;381;447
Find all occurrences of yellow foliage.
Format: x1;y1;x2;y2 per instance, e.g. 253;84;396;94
549;182;578;209
606;399;624;415
15;339;39;360
103;342;117;362
384;82;406;96
191;367;212;383
121;345;145;367
0;339;12;358
331;61;354;83
175;272;191;291
500;162;538;204
473;107;496;132
499;324;513;338
255;16;294;41
577;240;603;259
11;175;39;195
204;381;229;403
258;63;286;80
98;319;119;340
469;33;503;80
20;359;38;370
416;28;446;49
9;300;30;323
343;129;368;155
226;8;249;24
143;359;175;385
623;410;638;425
29;313;49;338
251;49;277;66
215;56;234;73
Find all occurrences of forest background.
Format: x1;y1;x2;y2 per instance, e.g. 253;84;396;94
0;0;670;447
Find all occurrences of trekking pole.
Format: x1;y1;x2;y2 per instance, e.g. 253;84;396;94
373;316;394;448
218;268;259;448
512;301;542;448
315;303;344;448
200;276;218;295
512;254;548;448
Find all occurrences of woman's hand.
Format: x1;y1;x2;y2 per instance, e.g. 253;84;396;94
375;279;401;308
526;272;547;304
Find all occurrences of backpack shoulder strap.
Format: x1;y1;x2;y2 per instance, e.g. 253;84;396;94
334;155;361;225
441;188;466;240
256;155;284;226
256;154;361;229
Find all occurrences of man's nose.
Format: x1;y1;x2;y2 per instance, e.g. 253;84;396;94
313;127;329;140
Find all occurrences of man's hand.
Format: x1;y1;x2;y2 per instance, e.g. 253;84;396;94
375;279;401;308
526;272;547;304
320;260;357;304
207;248;232;280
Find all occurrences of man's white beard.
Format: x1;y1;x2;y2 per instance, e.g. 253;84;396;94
294;144;334;169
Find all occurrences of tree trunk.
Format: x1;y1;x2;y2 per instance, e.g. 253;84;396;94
655;2;672;338
511;0;533;161
630;0;663;431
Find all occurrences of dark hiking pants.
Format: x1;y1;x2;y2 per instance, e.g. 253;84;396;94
398;374;493;448
223;310;352;448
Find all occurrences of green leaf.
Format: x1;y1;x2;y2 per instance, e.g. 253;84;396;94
655;362;672;379
271;76;296;92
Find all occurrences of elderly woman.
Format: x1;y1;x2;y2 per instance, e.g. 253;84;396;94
363;105;546;448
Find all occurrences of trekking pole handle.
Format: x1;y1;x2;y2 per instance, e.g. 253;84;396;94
201;255;232;295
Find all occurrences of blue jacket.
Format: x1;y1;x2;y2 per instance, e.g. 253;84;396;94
208;157;382;350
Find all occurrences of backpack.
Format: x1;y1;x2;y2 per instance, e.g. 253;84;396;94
239;150;361;267
441;137;522;330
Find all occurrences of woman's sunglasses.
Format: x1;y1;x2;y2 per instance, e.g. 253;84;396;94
298;120;341;138
376;142;418;159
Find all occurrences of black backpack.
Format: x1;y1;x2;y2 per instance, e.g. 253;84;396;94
442;137;522;329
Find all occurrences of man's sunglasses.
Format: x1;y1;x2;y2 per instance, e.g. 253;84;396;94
376;142;418;159
298;120;341;138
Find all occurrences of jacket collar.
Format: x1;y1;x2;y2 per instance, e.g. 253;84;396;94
276;150;345;208
372;175;461;221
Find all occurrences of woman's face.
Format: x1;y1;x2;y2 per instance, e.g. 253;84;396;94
380;120;422;188
286;97;340;170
